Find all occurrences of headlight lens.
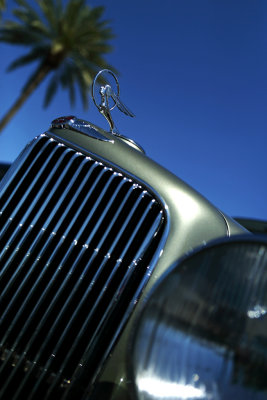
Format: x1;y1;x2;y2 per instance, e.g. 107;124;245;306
130;236;267;400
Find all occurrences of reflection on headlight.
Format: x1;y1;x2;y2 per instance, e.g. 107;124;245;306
247;304;267;319
137;376;207;399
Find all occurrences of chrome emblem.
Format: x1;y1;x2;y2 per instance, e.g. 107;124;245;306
51;115;112;142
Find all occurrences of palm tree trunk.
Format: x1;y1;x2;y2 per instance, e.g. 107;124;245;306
0;64;51;133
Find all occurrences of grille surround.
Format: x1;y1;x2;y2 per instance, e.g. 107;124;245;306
0;134;167;399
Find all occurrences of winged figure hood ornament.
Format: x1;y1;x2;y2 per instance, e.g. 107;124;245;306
51;69;144;153
92;69;135;136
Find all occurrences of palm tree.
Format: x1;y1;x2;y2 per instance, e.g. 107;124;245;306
0;0;116;133
0;0;5;19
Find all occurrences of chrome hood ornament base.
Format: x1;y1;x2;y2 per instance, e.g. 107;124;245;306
51;115;112;142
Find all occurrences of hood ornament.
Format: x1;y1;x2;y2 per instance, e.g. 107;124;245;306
51;70;145;153
92;69;135;136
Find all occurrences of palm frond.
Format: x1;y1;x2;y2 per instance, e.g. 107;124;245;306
21;61;50;93
43;72;59;107
64;0;85;26
7;45;49;71
86;6;105;22
58;61;76;105
72;52;103;73
13;10;49;37
44;59;90;108
0;21;47;44
14;0;41;24
37;0;62;33
70;62;90;109
0;0;5;13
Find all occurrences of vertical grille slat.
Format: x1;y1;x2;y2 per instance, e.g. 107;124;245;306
0;134;166;399
0;150;81;299
0;137;53;211
0;142;63;240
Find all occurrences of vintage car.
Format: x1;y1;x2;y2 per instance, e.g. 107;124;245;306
0;71;267;400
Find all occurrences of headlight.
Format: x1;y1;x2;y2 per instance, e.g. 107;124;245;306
130;236;267;400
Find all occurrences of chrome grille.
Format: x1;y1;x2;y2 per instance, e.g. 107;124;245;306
0;134;165;399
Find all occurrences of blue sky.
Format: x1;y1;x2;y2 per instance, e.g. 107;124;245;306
0;0;266;221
